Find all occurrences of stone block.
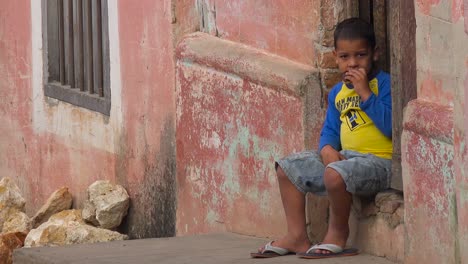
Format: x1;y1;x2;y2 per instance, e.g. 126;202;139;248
380;200;402;214
321;69;342;89
320;0;338;31
390;206;405;228
362;202;379;217
317;49;337;69
375;190;403;208
320;30;335;47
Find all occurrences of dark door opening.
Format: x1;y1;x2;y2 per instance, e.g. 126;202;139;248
358;0;417;191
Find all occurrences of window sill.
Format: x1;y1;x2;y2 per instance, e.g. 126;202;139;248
44;82;111;116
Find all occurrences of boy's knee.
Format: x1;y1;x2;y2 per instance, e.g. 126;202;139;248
324;168;346;192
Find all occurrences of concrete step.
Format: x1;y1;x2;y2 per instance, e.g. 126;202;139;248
306;191;405;263
14;233;396;264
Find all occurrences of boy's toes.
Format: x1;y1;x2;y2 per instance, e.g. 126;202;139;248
315;249;332;254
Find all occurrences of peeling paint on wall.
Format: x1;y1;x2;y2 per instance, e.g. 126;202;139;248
176;61;304;237
403;131;457;264
416;0;442;15
452;0;464;21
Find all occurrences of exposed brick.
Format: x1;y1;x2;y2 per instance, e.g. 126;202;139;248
321;69;342;89
320;30;335;47
380;200;402;214
375;190;403;207
362;202;379;217
394;204;404;219
317;49;337;69
320;1;338;31
390;206;405;228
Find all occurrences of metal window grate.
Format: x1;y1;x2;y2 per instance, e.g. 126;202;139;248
44;0;110;115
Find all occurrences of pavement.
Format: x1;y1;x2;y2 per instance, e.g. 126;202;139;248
13;233;396;264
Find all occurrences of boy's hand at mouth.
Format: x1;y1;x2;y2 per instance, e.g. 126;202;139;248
345;68;373;101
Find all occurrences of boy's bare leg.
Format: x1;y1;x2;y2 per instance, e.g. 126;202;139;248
317;167;352;254
258;167;311;253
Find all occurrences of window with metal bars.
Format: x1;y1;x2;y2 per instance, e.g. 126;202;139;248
43;0;110;115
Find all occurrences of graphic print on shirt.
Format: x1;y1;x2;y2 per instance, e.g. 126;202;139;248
336;95;368;131
345;109;366;130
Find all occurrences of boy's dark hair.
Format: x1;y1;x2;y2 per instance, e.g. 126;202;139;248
334;18;376;49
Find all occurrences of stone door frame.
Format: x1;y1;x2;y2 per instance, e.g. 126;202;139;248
314;0;417;191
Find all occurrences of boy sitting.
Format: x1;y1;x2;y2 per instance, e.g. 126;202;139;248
251;17;392;259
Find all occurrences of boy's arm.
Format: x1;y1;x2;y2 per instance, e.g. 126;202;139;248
319;87;342;151
360;74;392;138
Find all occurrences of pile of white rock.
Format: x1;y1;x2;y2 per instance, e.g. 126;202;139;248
0;178;130;264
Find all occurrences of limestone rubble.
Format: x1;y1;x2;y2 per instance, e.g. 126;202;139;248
32;187;73;228
82;180;130;230
24;210;128;248
2;211;31;234
0;178;26;233
0;232;26;264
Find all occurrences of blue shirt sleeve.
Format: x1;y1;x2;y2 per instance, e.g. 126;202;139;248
318;85;342;151
359;72;392;138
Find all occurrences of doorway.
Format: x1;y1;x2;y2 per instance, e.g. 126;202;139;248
359;0;417;191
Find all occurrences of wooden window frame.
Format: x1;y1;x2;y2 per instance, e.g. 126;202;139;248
42;0;111;116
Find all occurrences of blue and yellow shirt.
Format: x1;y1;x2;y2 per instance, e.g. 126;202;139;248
318;71;392;159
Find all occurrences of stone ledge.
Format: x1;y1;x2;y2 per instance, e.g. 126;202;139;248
176;32;319;98
349;190;405;263
403;99;453;144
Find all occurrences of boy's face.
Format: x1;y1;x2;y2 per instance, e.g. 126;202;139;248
333;38;379;83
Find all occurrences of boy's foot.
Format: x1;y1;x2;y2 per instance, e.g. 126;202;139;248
312;227;349;254
251;235;311;257
298;244;359;259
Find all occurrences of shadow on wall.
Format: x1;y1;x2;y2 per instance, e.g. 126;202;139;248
117;117;176;239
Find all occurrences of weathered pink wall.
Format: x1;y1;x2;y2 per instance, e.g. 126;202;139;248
1;0;324;240
0;0;198;239
213;0;321;65
11;3;468;257
175;33;322;237
0;0;348;241
456;1;468;261
116;0;178;238
172;0;338;238
0;0;118;213
402;1;468;263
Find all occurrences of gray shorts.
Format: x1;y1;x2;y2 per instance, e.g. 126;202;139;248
276;150;392;196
